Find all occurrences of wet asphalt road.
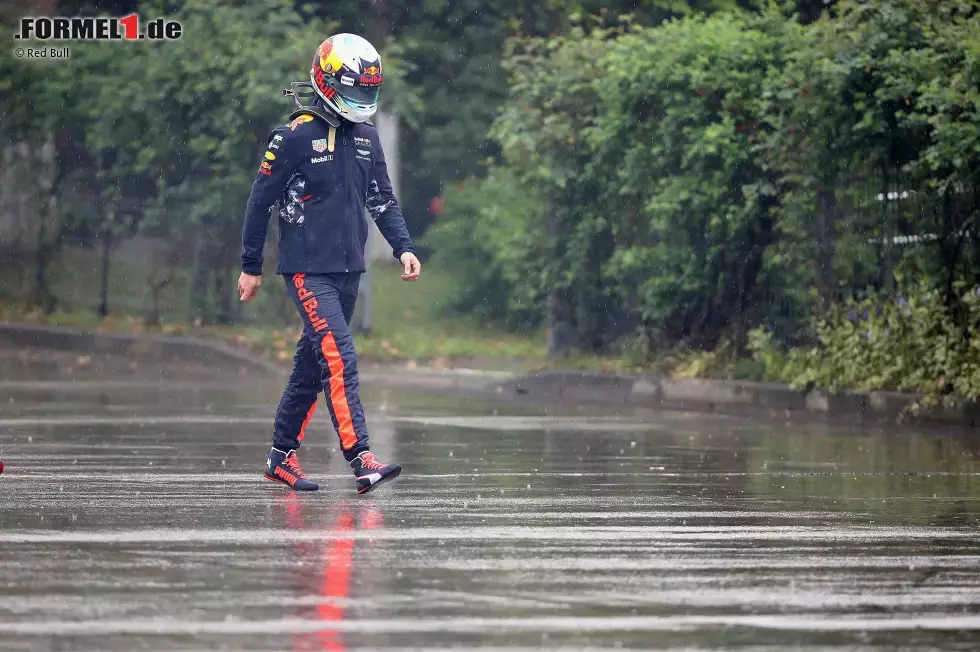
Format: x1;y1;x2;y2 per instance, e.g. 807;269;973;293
1;347;980;650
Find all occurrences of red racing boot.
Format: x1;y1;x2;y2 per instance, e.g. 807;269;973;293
264;447;319;491
351;451;401;494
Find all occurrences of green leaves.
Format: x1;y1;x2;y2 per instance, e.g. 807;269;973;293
422;167;546;329
2;0;339;320
427;0;980;369
49;0;334;237
756;284;980;410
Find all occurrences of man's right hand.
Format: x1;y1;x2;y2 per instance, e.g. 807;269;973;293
238;272;262;302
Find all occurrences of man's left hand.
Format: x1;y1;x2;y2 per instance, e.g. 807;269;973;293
400;252;421;282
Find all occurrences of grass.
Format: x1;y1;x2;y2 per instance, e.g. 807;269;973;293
3;245;753;377
350;263;546;369
219;262;549;371
0;250;548;371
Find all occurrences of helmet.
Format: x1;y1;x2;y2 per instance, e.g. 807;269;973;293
310;34;382;123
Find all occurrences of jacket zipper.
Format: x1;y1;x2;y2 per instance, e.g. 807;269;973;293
343;128;356;273
340;128;349;272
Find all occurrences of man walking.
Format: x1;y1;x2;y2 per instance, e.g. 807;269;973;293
238;33;420;494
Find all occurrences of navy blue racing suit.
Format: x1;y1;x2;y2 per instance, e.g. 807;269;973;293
241;106;415;461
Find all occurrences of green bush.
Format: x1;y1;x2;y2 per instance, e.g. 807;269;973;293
422;168;546;330
424;0;980;368
751;284;980;409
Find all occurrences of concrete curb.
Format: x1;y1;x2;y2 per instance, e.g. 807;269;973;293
0;322;283;376
503;371;980;427
0;322;514;390
4;322;975;426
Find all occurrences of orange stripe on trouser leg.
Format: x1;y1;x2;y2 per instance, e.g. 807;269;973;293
296;401;317;443
320;332;359;450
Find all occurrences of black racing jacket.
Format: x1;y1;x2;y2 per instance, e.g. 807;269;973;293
240;106;415;276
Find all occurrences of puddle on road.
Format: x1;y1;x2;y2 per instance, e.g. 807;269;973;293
1;361;980;650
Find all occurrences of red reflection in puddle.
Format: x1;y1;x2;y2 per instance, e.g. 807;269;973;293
282;494;383;651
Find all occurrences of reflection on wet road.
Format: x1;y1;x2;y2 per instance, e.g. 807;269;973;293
1;354;980;650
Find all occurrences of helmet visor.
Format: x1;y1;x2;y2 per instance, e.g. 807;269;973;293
339;83;380;106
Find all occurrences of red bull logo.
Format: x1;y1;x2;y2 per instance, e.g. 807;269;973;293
359;74;382;85
317;38;344;73
293;274;329;333
318;42;332;70
289;114;315;131
363;65;379;75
